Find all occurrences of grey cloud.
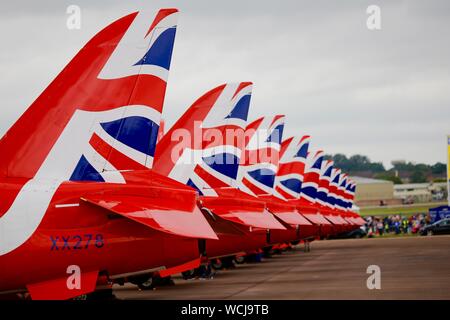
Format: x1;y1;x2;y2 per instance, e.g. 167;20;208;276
0;0;449;169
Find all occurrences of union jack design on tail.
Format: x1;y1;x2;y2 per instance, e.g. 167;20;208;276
336;173;350;210
273;135;310;200
316;159;334;208
330;171;348;211
69;9;179;183
328;168;343;209
0;8;179;255
154;82;253;195
297;150;324;205
236;115;285;196
350;182;357;210
343;179;356;210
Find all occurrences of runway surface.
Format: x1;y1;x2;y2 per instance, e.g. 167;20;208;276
114;235;450;300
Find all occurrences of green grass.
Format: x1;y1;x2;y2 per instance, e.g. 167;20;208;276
359;202;446;217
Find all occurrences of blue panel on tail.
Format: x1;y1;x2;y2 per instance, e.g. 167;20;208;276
295;142;309;158
301;185;317;200
316;190;328;203
203;153;239;179
248;168;276;188
100;116;159;157
70;155;105;182
265;124;284;144
134;27;177;70
281;178;302;194
311;156;323;170
225;94;251;121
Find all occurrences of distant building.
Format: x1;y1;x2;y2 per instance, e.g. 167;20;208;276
351;176;399;207
394;182;448;203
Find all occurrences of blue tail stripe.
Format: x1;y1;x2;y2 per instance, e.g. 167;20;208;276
312;156;324;170
316;190;328;203
134;27;177;70
70;155;105;182
295;143;309;158
301;185;317;200
100;116;159;157
327;195;337;206
203;153;239;179
265;124;284;144
280;178;302;194
225;94;251;121
324;166;333;177
332;174;341;184
248;168;276;188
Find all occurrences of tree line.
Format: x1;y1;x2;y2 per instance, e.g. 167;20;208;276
324;154;446;184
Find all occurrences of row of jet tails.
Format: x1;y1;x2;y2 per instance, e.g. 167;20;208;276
0;8;365;299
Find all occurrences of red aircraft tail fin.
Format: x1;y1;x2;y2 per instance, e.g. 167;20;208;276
0;9;179;180
154;82;253;191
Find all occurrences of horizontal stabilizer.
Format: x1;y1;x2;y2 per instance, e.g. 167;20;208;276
302;213;332;225
349;216;366;226
323;214;346;225
201;209;249;236
211;206;286;230
335;215;350;225
272;211;312;226
201;192;285;230
82;195;218;240
261;195;311;226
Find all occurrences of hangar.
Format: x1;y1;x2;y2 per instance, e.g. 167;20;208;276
350;176;399;207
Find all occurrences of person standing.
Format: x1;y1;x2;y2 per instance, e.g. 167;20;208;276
377;220;384;236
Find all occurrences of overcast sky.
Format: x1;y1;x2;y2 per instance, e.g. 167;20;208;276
1;0;449;168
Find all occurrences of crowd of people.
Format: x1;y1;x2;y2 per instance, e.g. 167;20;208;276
363;213;431;237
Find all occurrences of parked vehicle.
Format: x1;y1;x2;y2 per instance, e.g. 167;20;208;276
420;218;450;236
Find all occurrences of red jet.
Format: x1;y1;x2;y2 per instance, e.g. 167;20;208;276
154;83;287;263
0;8;218;300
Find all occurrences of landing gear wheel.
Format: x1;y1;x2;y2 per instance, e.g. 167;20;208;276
137;277;154;291
234;255;245;264
211;259;223;270
129;274;154;290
